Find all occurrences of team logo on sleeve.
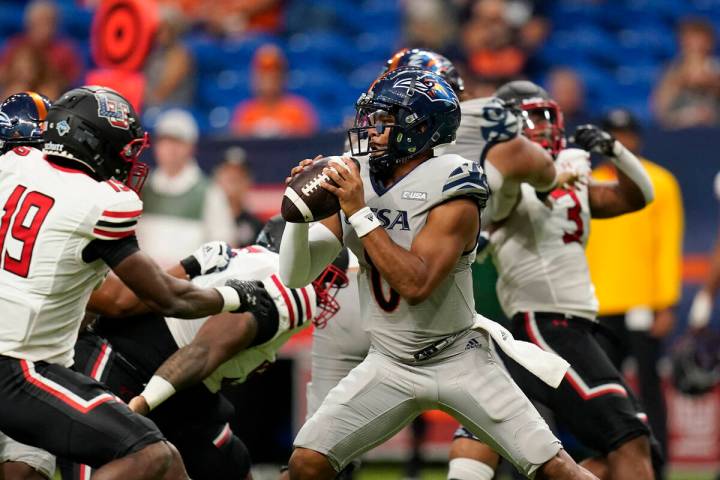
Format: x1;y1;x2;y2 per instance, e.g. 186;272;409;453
480;99;519;143
95;93;130;130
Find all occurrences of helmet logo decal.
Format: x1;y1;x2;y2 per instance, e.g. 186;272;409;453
56;120;70;136
95;93;130;130
0;112;11;128
392;75;450;103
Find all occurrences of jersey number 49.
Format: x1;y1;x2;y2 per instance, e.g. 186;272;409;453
0;185;55;277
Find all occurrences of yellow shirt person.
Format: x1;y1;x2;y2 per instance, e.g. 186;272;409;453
586;159;684;318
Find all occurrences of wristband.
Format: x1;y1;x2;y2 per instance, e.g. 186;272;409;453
180;255;201;279
215;286;241;312
348;206;382;238
141;375;176;411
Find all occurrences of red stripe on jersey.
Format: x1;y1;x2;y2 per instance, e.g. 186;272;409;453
20;360;114;414
300;287;312;324
270;274;295;328
89;343;111;380
93;228;134;239
101;210;142;219
212;423;232;448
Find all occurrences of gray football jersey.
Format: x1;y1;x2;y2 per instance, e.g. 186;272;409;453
341;153;489;362
443;97;521;223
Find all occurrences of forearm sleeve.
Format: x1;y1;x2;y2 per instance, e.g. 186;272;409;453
612;141;655;204
278;222;342;287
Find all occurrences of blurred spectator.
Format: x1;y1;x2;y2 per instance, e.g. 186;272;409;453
204;0;284;37
653;18;720;129
214;147;263;247
155;0;283;37
231;45;318;137
0;0;82;100
403;0;458;55
460;0;528;81
137;109;234;266
586;109;684;466
143;6;195;109
546;67;591;130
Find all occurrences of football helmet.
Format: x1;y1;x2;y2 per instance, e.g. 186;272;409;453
671;330;720;395
0;91;52;154
495;80;565;157
43;86;150;193
256;215;349;328
384;48;465;96
348;67;461;178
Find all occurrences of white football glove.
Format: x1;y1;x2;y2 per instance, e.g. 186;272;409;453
555;148;591;187
180;241;235;279
689;290;713;329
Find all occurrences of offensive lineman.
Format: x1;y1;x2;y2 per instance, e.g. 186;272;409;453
444;81;657;480
63;218;349;480
0;86;271;479
279;67;596;479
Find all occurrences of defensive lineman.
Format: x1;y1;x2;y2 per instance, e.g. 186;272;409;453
445;81;658;480
0;87;269;479
64;219;348;479
280;67;596;479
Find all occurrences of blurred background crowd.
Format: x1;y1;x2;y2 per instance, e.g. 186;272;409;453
2;0;720;478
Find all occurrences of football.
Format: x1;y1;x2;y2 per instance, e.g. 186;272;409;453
281;156;359;223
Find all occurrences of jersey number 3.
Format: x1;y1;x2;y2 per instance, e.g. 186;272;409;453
0;185;55;277
550;189;583;245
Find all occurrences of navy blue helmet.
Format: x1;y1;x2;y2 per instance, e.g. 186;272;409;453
385;48;465;96
348;67;461;178
0;91;52;154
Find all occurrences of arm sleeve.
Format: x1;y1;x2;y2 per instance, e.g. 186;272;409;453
82;235;140;268
278;222;342;288
203;184;236;245
651;170;684;309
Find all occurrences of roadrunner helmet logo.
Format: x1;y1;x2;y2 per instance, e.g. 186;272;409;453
392;75;451;103
95;93;130;130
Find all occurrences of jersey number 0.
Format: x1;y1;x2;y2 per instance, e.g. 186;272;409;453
0;185;55;277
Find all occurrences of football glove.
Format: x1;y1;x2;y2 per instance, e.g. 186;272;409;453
571;124;616;157
181;241;235;279
225;280;280;325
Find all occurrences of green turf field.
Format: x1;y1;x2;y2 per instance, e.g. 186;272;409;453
356;466;716;480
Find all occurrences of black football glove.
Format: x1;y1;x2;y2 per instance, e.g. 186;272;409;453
225;279;279;323
571;124;616;157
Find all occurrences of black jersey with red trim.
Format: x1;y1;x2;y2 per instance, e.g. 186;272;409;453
0;147;142;366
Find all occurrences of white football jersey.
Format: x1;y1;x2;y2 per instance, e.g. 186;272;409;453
165;246;317;393
0;147;142;366
341;153;489;362
490;182;599;319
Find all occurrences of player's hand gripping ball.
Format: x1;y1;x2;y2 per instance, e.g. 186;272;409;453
282;156;360;223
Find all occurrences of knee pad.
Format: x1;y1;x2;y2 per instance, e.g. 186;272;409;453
216;433;252;478
448;458;495;480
